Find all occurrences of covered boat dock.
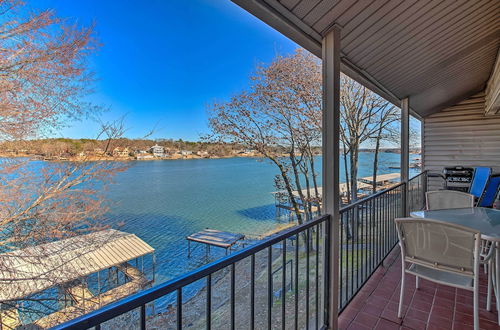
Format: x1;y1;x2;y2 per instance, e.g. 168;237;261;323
0;229;155;329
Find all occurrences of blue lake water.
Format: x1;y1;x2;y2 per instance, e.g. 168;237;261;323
102;152;420;285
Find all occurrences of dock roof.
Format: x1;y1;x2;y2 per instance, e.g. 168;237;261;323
0;229;154;301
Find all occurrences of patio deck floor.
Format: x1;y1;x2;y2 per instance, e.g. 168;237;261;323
339;247;500;330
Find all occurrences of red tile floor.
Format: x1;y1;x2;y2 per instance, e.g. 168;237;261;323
338;247;500;329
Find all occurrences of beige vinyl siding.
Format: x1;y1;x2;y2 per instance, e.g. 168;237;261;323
423;92;500;190
485;49;500;115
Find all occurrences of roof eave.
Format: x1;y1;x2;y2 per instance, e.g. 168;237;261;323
233;0;447;120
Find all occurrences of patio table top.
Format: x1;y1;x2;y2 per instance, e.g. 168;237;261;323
411;207;500;241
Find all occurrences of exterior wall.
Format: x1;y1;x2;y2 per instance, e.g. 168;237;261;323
423;92;500;191
485;49;500;115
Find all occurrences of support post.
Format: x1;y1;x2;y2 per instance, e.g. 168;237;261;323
322;24;341;329
401;98;410;216
421;119;427;206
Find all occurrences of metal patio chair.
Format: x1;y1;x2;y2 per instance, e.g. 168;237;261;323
395;218;484;330
425;190;475;211
425;190;495;311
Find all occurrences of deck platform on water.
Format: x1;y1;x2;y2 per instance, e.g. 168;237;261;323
187;229;245;257
358;172;400;185
272;173;401;218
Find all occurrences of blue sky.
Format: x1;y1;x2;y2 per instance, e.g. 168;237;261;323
29;0;298;140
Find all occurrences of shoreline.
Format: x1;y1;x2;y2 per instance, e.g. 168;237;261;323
0;153;264;162
0;150;420;163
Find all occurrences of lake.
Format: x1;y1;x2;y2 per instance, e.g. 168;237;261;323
101;152;420;285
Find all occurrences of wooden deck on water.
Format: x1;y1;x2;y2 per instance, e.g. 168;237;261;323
358;173;400;185
187;229;245;256
273;173;400;213
274;173;400;198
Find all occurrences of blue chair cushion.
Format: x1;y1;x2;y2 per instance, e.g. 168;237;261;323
469;167;491;199
479;174;500;208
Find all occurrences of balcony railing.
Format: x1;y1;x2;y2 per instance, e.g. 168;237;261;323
55;172;427;330
338;171;427;311
54;214;330;329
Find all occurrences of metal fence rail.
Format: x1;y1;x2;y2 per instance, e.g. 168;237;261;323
338;171;427;310
54;172;428;329
408;171;427;213
54;215;330;330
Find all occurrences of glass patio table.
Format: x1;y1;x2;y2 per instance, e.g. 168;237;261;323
411;207;500;324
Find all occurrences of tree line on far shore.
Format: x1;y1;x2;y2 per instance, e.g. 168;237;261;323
0;138;323;158
0;138;239;157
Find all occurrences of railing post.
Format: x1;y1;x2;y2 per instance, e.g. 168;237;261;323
401;98;410;217
322;23;341;329
422;171;428;210
401;182;407;217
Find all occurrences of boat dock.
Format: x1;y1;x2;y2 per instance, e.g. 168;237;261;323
187;229;245;257
273;173;400;199
0;229;155;329
358;173;400;186
273;173;401;218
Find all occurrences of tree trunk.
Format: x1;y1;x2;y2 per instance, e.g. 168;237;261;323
289;152;308;221
342;150;350;204
372;127;383;194
308;151;320;213
350;149;359;202
302;167;312;220
274;161;303;224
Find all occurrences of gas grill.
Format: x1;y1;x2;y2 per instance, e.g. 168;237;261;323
442;166;474;192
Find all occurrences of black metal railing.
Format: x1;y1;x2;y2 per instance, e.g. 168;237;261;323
408;171;427;213
54;172;428;329
338;171;427;310
54;215;330;330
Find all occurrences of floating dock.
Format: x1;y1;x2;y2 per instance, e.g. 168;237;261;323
273;173;401;218
187;229;245;256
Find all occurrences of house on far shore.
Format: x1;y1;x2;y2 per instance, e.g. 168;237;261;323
150;145;165;157
113;147;130;158
196;151;209;157
136;154;154;160
93;148;104;155
180;150;192;156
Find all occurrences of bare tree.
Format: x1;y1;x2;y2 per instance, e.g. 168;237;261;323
370;104;399;193
0;0;104;243
208;50;322;223
339;75;396;203
0;0;135;325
